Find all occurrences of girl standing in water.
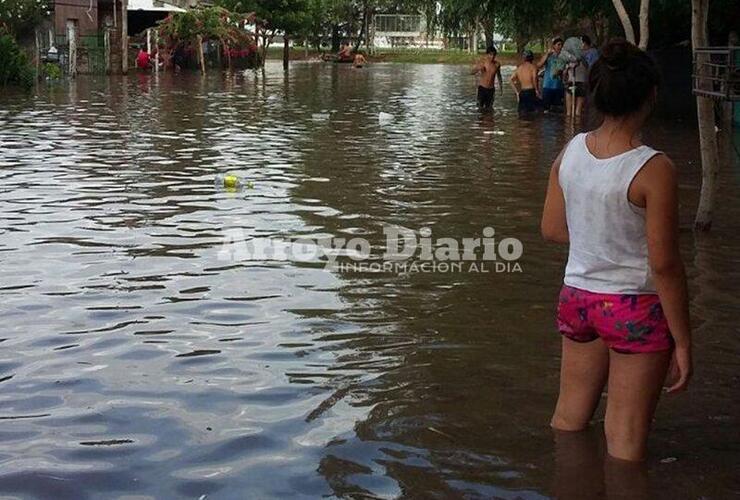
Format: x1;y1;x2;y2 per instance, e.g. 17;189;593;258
541;38;692;461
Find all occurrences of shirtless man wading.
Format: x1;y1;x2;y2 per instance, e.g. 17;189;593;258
510;50;541;113
471;46;503;111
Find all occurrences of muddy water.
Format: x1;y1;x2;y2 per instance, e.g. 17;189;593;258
0;62;738;499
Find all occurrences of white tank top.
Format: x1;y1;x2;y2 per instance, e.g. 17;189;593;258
559;133;661;294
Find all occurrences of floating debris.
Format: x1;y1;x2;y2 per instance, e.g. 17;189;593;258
378;112;395;124
215;174;253;191
176;349;221;358
79;439;134;446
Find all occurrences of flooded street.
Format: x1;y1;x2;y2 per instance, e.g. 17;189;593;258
0;62;738;499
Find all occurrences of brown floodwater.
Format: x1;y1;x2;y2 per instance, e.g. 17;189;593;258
0;62;738;499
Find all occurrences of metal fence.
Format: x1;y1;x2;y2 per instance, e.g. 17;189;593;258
693;46;740;101
48;32;107;75
373;14;426;35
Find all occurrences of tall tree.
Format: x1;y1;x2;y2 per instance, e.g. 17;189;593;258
497;0;552;53
611;0;650;49
691;0;720;230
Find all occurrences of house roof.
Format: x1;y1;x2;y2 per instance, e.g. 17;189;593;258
128;0;186;13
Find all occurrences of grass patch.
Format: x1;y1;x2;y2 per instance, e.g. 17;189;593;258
265;46;534;66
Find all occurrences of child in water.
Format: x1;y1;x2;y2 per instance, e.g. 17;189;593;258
541;38;692;461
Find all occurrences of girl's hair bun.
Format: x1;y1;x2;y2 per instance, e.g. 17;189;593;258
589;38;661;116
600;38;634;70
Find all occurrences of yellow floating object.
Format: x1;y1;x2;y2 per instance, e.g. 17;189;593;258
223;175;239;189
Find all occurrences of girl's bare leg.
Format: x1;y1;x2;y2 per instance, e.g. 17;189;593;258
604;350;671;461
551;337;610;430
576;96;585;116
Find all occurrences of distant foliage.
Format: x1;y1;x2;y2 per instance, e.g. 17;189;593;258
157;7;260;67
0;29;34;87
159;7;254;43
158;7;257;47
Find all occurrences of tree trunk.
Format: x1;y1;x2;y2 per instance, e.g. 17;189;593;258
283;35;289;70
331;24;340;52
515;34;528;55
365;8;372;49
355;7;366;50
482;18;494;49
611;0;636;44
692;0;719;231
638;0;650;50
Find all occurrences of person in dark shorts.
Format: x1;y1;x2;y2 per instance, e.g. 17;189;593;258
565;51;589;117
511;49;541;113
471;46;503;111
477;86;495;109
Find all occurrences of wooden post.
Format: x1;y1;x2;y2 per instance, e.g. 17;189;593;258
154;29;159;75
121;0;128;74
34;29;40;81
67;20;77;77
104;28;111;74
283;35;289;70
197;34;206;74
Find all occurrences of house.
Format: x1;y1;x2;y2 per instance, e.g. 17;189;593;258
50;0;185;74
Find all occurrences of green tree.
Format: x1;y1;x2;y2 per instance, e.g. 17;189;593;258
0;0;51;38
0;29;34;87
496;0;553;53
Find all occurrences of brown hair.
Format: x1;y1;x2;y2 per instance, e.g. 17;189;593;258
589;38;661;117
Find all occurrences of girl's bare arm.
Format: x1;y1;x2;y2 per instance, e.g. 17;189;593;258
634;155;692;392
541;149;568;243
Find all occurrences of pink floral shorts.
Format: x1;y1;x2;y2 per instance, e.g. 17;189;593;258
556;285;674;354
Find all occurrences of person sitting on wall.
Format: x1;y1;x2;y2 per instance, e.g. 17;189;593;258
337;41;353;62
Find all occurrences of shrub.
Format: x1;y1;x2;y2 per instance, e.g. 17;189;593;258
44;62;61;80
0;30;35;88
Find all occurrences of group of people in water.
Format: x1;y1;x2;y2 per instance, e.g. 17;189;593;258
321;41;367;68
474;35;600;117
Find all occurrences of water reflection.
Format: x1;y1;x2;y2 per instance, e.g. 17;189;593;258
554;427;651;500
0;62;738;498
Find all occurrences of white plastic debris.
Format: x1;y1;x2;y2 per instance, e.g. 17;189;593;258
311;113;330;121
378;112;395;124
